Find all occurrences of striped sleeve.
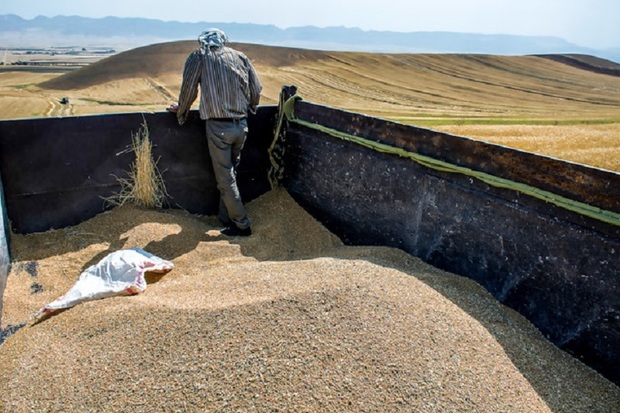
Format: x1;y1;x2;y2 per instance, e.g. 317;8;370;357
246;56;263;113
176;50;202;125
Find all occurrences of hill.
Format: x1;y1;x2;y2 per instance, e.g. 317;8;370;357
39;41;620;118
537;54;620;76
3;41;620;171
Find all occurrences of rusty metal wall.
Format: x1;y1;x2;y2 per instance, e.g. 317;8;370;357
279;100;620;386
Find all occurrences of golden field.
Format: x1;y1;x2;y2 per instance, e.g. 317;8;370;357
1;41;619;171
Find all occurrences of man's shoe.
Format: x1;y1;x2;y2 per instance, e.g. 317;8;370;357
220;225;252;237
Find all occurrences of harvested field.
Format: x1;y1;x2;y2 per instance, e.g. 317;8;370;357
1;188;619;412
1;42;620;170
434;123;620;171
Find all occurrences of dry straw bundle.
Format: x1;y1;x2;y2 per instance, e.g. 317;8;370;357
107;119;168;209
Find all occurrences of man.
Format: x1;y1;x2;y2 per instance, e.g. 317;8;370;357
168;28;262;236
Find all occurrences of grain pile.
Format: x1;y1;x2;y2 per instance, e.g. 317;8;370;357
1;188;619;412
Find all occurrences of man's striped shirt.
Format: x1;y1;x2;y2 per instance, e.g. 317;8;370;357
176;46;262;124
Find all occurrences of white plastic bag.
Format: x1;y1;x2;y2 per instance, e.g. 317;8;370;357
35;248;173;318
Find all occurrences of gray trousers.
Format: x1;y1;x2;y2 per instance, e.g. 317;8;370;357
205;118;251;230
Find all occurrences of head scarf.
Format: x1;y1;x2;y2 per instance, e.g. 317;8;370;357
198;28;229;53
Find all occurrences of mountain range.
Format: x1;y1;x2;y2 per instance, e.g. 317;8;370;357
1;14;619;63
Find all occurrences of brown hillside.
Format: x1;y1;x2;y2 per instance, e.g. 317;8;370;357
39;41;334;91
536;53;620;76
39;41;198;90
38;41;620;119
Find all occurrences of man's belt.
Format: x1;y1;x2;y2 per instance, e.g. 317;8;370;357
209;117;246;122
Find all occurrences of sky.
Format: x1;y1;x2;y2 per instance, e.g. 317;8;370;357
2;0;619;49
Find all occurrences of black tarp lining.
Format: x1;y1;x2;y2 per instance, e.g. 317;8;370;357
276;99;620;386
0;107;277;234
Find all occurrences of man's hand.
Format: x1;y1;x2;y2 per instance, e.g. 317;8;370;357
167;103;179;113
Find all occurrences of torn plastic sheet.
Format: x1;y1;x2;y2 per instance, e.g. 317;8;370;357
35;248;173;318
